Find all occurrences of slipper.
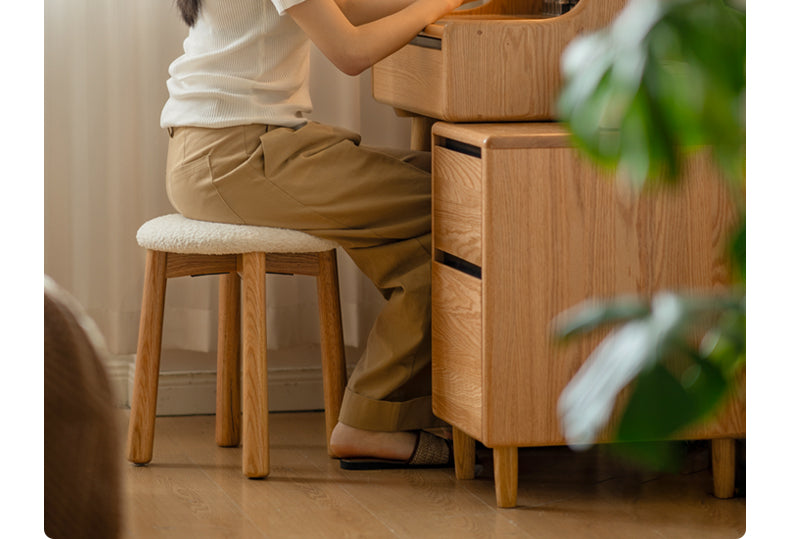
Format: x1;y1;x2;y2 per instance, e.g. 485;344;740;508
339;431;453;470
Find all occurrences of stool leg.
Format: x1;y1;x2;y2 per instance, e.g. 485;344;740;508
241;253;269;478
316;250;347;455
127;250;168;465
216;271;241;447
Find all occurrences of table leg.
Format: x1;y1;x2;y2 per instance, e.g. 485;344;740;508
409;116;436;152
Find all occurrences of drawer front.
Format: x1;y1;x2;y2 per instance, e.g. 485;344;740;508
372;42;445;118
431;261;482;439
433;146;483;267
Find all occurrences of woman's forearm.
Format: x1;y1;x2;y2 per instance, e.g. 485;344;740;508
288;0;459;76
351;0;454;67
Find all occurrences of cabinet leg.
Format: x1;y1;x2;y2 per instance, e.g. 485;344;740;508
493;446;518;508
712;438;736;498
452;427;476;480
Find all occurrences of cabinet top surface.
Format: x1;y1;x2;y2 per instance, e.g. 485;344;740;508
432;122;573;149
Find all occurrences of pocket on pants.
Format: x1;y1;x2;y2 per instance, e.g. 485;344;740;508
166;153;245;224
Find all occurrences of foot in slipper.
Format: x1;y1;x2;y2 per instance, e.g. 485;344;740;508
339;431;452;470
330;423;452;470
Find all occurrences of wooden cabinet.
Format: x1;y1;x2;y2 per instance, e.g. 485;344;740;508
370;0;745;509
430;122;745;507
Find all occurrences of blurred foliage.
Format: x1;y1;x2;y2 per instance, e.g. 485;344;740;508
558;0;745;189
556;293;745;469
555;0;745;469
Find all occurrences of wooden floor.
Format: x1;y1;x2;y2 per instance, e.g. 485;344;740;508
119;411;745;538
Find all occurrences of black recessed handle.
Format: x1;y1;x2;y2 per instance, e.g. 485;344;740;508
435;250;482;279
409;35;442;50
436;137;482;159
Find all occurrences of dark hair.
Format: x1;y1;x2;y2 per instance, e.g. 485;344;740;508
177;0;202;26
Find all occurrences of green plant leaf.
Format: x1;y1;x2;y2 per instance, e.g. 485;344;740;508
558;0;745;188
554;296;650;340
559;318;661;450
615;363;697;442
729;215;746;282
558;292;743;451
699;303;746;377
683;356;728;420
608;357;728;471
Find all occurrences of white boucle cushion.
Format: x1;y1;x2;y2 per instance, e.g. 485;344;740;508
137;214;339;255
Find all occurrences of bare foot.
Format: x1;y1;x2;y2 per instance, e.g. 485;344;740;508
329;422;417;461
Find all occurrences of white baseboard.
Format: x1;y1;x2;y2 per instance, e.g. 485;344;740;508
107;346;357;416
106;354;135;409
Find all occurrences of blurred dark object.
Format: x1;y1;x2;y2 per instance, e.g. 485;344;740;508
543;0;580;16
44;276;121;538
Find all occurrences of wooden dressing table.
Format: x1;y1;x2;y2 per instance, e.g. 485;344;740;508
371;0;745;508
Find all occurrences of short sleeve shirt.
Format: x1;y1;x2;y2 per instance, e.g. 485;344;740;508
161;0;312;129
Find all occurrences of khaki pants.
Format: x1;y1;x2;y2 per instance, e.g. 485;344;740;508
165;122;441;431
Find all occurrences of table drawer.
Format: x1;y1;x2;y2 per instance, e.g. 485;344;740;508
431;261;482;438
433;146;483;267
372;40;446;120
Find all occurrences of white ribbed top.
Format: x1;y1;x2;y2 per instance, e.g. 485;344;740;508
161;0;312;129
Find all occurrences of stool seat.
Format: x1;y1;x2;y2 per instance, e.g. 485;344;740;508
127;213;347;479
136;214;339;255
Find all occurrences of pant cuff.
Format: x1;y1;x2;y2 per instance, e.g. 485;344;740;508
337;388;446;432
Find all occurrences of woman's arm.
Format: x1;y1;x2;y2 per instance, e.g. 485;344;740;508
286;0;461;76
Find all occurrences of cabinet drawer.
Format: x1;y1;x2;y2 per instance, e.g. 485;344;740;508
433;146;483;267
431;261;482;438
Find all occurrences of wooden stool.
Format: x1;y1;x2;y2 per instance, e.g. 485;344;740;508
126;214;347;478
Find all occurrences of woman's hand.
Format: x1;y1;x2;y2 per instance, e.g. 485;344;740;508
287;0;464;75
335;0;460;26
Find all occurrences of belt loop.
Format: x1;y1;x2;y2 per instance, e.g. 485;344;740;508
167;126;174;137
